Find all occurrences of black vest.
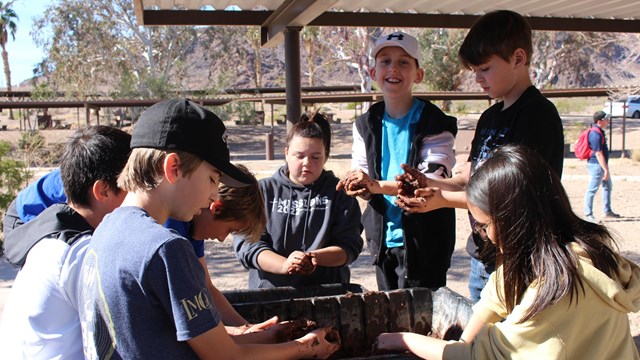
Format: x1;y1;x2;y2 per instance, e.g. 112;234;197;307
3;203;93;268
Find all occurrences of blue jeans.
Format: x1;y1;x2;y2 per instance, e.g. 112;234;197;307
584;162;613;216
468;257;491;303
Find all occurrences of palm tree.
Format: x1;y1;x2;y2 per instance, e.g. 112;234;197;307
0;1;18;120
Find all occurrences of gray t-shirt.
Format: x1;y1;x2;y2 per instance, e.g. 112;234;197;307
78;206;220;359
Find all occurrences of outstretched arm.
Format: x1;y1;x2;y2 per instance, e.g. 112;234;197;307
199;258;248;327
375;332;452;360
395;162;471;213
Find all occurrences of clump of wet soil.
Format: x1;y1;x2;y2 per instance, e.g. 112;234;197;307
276;319;317;343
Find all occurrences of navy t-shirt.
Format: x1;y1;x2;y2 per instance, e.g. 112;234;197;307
78;207;220;359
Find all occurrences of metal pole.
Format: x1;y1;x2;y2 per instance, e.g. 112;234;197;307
622;99;627;158
608;100;613;151
284;27;302;132
265;133;274;160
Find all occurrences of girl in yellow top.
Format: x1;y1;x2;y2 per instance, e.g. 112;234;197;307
376;144;640;359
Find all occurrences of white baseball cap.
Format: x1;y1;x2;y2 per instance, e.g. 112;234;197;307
371;32;422;64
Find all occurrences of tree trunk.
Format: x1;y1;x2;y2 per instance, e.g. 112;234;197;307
1;46;13;120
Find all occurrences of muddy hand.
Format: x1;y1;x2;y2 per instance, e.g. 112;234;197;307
397;164;429;195
244;315;279;334
337;169;372;197
297;327;341;359
396;188;437;213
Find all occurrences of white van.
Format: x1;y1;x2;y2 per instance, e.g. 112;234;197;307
603;95;640;118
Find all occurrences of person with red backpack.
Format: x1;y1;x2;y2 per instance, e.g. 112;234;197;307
584;110;621;222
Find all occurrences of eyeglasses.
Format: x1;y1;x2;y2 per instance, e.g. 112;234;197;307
472;221;491;240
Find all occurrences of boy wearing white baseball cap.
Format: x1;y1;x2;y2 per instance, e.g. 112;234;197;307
341;32;458;291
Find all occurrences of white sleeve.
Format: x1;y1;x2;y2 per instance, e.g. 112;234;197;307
351;121;369;175
416;131;456;179
60;234;92;309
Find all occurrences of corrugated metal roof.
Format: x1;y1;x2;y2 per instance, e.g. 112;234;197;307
137;0;640;20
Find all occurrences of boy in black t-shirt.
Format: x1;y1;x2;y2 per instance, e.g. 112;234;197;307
395;10;564;302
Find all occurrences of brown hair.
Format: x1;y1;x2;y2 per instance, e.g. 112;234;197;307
215;164;265;242
117;148;203;192
458;10;533;68
287;111;332;159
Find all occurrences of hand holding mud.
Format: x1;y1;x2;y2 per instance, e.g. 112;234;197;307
284;251;317;275
396;164;430;197
273;319;339;359
393;164;440;213
336;169;375;197
296;327;341;359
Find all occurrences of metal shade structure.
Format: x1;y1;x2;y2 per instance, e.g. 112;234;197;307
132;0;640;123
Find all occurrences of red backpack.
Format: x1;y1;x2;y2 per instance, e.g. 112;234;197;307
574;126;603;160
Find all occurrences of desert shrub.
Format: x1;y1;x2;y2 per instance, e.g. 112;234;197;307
18;130;45;151
632;149;640;163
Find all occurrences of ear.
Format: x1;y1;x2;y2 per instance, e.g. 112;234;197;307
414;68;425;84
284;146;289;157
164;153;181;184
92;180;112;203
369;66;376;79
210;200;223;216
512;48;527;67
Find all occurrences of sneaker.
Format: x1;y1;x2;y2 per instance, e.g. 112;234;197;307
585;214;597;223
603;212;621;219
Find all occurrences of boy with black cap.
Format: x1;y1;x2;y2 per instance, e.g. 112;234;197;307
78;99;338;359
584;110;620;222
338;31;458;291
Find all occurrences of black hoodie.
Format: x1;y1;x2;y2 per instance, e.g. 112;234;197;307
233;165;363;288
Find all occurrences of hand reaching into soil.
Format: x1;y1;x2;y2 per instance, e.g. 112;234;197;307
275;319;318;343
372;332;409;355
296;326;341;359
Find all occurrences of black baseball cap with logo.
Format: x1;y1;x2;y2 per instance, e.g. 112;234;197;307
130;98;255;187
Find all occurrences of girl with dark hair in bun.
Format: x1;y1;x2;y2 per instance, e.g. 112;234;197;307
234;112;364;288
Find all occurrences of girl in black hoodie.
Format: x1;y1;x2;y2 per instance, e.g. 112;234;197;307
233;113;363;288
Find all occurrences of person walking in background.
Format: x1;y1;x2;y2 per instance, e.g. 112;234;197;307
375;145;640;359
234;112;363;289
584;110;621;222
337;31;457;291
394;10;564;302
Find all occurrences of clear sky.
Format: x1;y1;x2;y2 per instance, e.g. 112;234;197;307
1;0;50;87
